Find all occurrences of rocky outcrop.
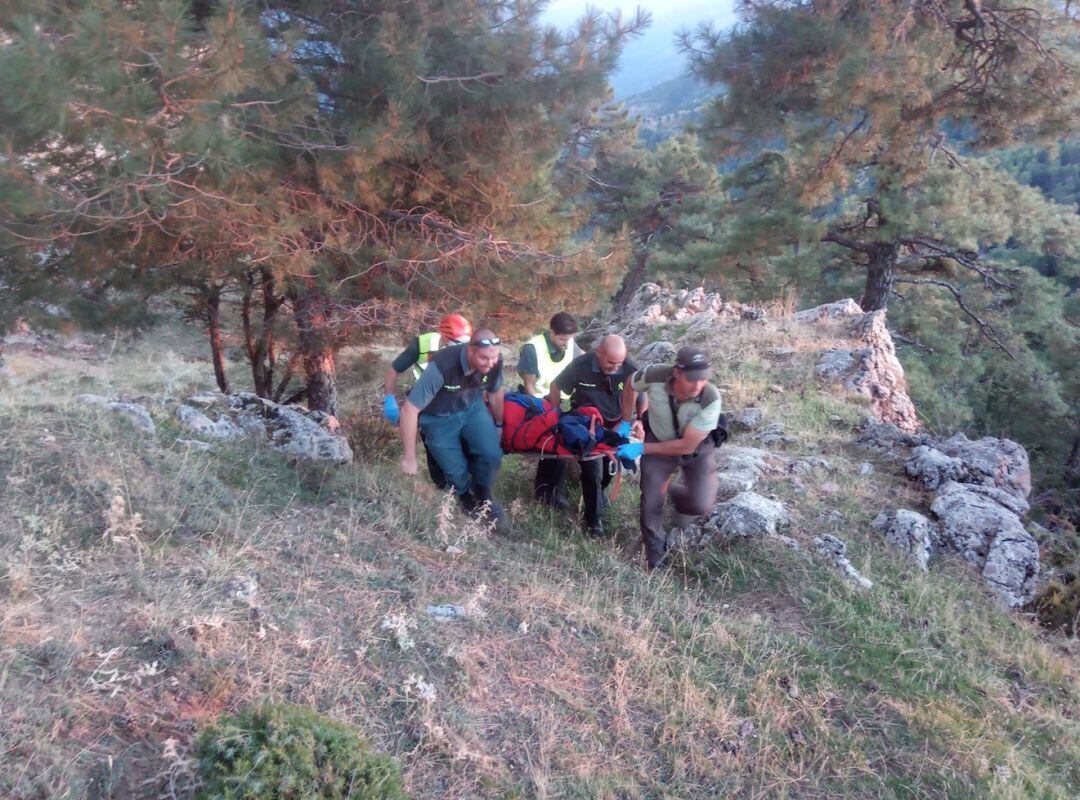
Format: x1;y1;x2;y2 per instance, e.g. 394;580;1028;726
712;446;778;500
872;509;939;571
634;340;678;366
174;392;352;464
905;445;968;490
706;492;789;537
934;434;1031;499
930;481;1038;607
812;310;919;433
618;283;761;349
792;298;863;323
728;407;766;432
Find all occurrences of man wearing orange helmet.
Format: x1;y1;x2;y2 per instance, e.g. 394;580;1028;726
384;313;472;489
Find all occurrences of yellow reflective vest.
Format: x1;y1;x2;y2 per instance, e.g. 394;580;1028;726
525;332;575;399
412;331;442;379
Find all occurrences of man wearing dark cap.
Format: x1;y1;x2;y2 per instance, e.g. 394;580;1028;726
399;329;507;526
618;346;725;568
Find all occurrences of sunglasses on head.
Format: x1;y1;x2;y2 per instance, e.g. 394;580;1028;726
471;337;501;347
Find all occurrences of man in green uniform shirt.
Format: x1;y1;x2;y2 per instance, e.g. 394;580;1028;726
618;346;724;568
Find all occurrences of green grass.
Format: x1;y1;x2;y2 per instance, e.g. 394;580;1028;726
0;319;1077;799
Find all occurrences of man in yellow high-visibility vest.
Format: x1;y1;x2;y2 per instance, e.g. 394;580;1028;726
384;313;472;489
517;312;582;399
518;312;583;510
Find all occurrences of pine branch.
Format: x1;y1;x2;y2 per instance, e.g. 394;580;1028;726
893;276;1016;359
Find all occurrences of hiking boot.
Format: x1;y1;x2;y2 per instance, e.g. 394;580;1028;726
584;519;605;539
535;489;571;511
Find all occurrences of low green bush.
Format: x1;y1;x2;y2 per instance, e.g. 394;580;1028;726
195;704;407;800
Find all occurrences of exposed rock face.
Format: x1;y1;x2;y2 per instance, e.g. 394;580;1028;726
930;481;1038;607
176;404;246;440
812;535;873;590
75;394;156;435
792;298;863;323
706;492;789;537
935;434;1031;499
872;509;939;571
634;340;678;366
173;392;352;464
812;310;919;433
906;445;968;490
619;283;760;349
712;446;777;500
728;407;766;432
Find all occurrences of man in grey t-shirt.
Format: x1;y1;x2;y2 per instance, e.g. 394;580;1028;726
618;346;724;568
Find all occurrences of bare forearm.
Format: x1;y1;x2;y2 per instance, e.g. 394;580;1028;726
620;384;637;422
400;402;420;459
547;383;562;410
521;373;537;397
644;432;706;457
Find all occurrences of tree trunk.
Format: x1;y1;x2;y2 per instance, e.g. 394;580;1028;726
860;242;900;312
241;268;283;398
205;282;229;394
290;284;338;416
613;246;650;311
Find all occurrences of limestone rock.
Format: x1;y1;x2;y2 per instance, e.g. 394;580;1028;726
232;393;353;464
812;534;873;590
75;394;156;435
792;298;863;324
175;404;246;440
906;446;968;490
635;340;678;366
728;407;766;432
712;445;777;500
707;492;789;537
753;422;795;446
872;509;939;571
930;481;1038;607
935;434;1031;500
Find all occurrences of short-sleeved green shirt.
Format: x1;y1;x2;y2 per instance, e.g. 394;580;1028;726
631;365;722;442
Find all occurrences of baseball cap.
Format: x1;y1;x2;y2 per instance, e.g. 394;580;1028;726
675;346;710;380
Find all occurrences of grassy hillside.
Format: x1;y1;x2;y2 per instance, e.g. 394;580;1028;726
1;316;1077;799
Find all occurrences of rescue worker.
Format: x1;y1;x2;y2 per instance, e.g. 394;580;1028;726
542;334;642;535
517;312;583;399
384;313;472;489
399;329;507;527
617;346;723;568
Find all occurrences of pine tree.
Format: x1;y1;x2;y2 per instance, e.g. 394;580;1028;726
1;1;646;414
682;0;1078;312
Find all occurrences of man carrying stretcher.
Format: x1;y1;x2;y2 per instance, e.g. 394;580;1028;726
539;334;644;537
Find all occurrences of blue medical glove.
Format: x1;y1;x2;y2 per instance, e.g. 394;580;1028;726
617;441;644;460
615;420;632;438
383;394;400;425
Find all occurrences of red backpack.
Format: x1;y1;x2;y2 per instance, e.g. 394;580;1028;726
501;393;560;453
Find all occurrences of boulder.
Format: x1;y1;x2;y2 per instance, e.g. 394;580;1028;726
930;481;1038;607
814;348;860;381
905;446;967;490
935;434;1031;500
176;404;246;440
872;509;939;571
728;407;767;432
812;534;873;590
712;445;776;499
753;422;795;446
706;492;789;537
635;340;678;366
232;393;353;464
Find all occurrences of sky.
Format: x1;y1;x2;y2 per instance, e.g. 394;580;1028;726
541;1;738;96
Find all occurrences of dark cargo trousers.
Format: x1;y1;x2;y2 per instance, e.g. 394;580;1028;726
535;456;613;529
639;439;719;567
419;401;503;496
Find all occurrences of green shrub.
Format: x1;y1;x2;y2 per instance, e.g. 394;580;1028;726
195;704;407;800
